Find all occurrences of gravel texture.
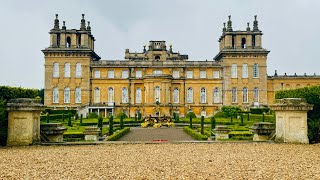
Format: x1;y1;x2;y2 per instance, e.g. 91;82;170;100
119;127;194;141
0;143;319;179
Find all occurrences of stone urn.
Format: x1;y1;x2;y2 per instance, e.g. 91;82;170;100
249;122;275;142
213;125;232;140
83;126;101;141
40;123;67;142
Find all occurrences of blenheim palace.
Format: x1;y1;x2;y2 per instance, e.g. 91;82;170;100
43;14;320;117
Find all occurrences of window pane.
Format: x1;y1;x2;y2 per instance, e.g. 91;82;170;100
108;70;114;78
231;64;237;78
75;88;81;103
242;87;248;103
136;88;142;103
53;63;59;78
254;87;259;102
214;88;219;103
108;88;114;102
53;87;59;103
153;70;162;75
122;87;128;103
253;63;259;78
173;71;179;78
187;71;193;78
136;71;142;78
213;71;219;78
187;88;193;103
173;88;179;103
200;88;206;103
232;88;237;103
94;88;100;103
64;87;70;103
154;86;160;102
242;64;248;78
200;70;206;78
64;63;70;77
122;71;128;79
76;63;82;78
94;70;100;78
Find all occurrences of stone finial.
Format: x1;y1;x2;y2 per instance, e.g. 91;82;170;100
143;45;146;53
169;44;173;53
62;21;66;30
53;14;60;30
275;70;278;76
227;15;233;32
80;14;86;31
222;22;226;32
253;15;260;31
87;21;91;31
246;22;250;31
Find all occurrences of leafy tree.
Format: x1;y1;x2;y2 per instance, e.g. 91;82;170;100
186;111;196;118
221;106;241;122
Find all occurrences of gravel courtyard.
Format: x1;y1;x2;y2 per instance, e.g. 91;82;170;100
1;143;319;179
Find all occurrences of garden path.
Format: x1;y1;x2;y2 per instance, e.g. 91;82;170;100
118;127;194;141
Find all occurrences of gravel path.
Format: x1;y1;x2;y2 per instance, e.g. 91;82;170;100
118;127;194;141
0;143;319;179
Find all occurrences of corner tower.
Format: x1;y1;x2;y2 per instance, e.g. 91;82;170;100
42;14;100;109
214;15;270;108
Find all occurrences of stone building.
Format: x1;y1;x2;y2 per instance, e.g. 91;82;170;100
42;14;320;118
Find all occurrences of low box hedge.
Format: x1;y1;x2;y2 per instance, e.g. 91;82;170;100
40;114;64;121
107;127;130;141
183;127;208;140
63;133;84;142
229;131;253;138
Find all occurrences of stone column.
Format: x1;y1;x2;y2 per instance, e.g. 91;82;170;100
6;98;45;146
271;98;313;144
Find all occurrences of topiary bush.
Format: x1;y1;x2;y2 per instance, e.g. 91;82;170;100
183;127;207;140
107;127;130;141
88;112;99;119
214;111;226;118
200;116;204;135
186;112;196;118
109;116;114;135
250;107;270;114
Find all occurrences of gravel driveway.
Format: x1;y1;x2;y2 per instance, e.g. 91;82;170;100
0;143;319;179
118;127;194;141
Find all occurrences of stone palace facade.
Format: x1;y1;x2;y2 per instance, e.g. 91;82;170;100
43;14;320;117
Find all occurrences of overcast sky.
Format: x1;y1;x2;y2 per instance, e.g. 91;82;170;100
0;0;319;88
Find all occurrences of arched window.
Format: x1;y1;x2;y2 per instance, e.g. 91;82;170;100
64;87;70;103
53;63;59;77
241;38;246;48
66;36;71;48
75;87;81;103
232;87;237;103
253;63;259;78
122;87;128;103
213;87;220;103
64;63;70;78
108;87;114;102
136;88;142;103
94;87;100;103
200;88;206;103
242;87;248;103
155;55;160;60
154;86;160;103
231;64;237;78
53;87;59;103
173;88;179;104
253;87;259;102
187;87;193;103
75;63;82;78
242;64;248;78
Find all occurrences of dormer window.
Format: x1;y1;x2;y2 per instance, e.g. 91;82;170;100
154;42;161;49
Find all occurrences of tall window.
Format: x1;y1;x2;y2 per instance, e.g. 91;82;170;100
154;86;160;103
136;71;142;78
200;88;206;103
253;63;259;78
254;87;259;102
122;87;128;103
64;63;70;78
186;71;193;78
108;70;114;78
75;63;82;78
173;88;179;103
75;87;81;103
231;64;237;78
108;87;114;102
242;87;248;103
242;64;248;78
64;87;70;103
136;88;142;103
213;87;220;103
53;63;59;78
232;87;237;103
153;70;162;75
53;87;59;103
200;70;206;78
94;87;100;103
122;70;128;79
213;70;220;78
173;70;180;78
94;70;100;78
187;87;193;103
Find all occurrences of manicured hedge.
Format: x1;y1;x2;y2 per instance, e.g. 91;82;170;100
63;133;84;142
40;114;64;121
250;107;270;114
45;109;77;116
229;131;253;138
107;127;130;141
183;127;208;140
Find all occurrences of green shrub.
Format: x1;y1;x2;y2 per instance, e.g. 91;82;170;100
189;116;193;129
308;118;320;143
200;116;204;135
229;131;253;138
46;110;77;116
97;116;103;128
88;112;99;119
214;111;226;118
138;112;142;120
63;133;84;142
80;114;83;125
75;113;79;120
186;112;196;118
68;113;72;127
183;127;207;140
40;114;64;121
120;115;124;129
211;116;216;131
117;112;128;119
250;107;270;114
107;127;130;141
109;116;114;135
